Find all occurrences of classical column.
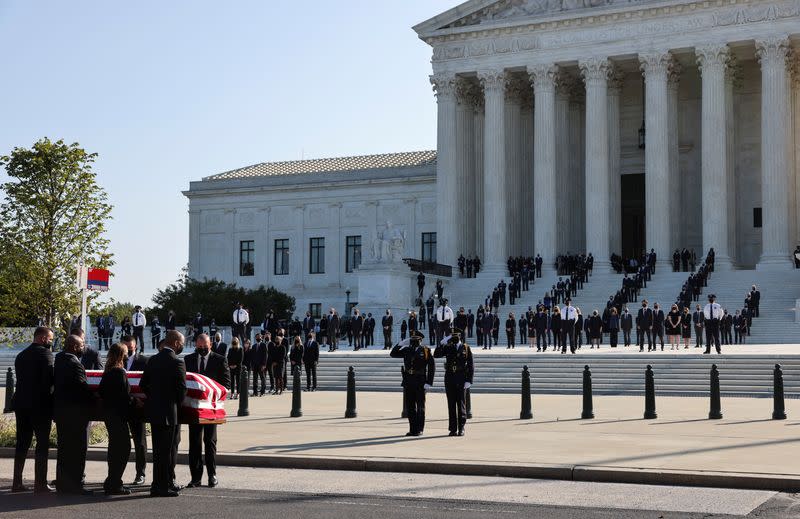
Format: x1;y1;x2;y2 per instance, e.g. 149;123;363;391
431;73;458;267
455;79;477;256
528;64;558;267
555;76;571;253
639;51;674;266
696;44;732;268
756;36;793;268
667;64;681;255
520;92;535;256
478;69;508;273
505;76;526;256
473;98;485;260
568;82;586;252
725;58;739;264
607;68;623;255
258;207;271;284
188;209;201;279
293;205;305;287
580;58;611;268
225;208;237;279
328;203;342;287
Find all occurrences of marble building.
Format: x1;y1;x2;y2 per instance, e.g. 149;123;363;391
185;0;800;317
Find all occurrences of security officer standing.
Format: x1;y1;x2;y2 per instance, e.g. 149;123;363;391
703;294;723;354
132;306;147;354
434;328;473;436
390;330;435;436
561;299;577;354
435;299;454;345
232;303;250;346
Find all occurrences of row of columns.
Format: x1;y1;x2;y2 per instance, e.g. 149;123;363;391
432;35;796;272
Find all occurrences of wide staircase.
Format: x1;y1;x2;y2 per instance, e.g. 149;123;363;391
312;352;800;398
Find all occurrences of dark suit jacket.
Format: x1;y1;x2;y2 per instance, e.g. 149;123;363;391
213;342;228;357
53;351;95;422
636;308;653;329
185;351;230;389
303;340;319;364
128;352;149;371
254;342;269;368
140;348;187;425
328;314;340;335
351;315;364;334
80;347;103;370
13;343;54;414
382;315;393;331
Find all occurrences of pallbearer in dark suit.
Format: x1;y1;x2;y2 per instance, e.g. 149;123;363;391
140;330;187;497
303;332;320;391
54;334;97;495
185;334;230;488
434;328;473;436
390;330;435;436
12;327;55;493
99;343;136;495
122;335;148;485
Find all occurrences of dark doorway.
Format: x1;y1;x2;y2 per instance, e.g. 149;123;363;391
621;174;645;260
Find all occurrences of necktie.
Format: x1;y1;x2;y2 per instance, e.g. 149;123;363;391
200;356;206;374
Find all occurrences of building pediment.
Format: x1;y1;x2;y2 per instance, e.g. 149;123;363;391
415;0;683;37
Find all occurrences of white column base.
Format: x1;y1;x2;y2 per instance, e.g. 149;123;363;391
711;255;734;271
757;254;794;270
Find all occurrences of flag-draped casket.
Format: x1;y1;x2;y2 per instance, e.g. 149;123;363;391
86;371;227;424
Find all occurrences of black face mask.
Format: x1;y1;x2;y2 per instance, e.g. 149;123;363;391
74;349;84;359
196;347;209;357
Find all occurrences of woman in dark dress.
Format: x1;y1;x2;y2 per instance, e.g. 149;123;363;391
227;337;243;399
681;307;693;349
400;319;408;340
289;336;304;376
587;311;603;349
666;304;682;350
272;334;287;395
607;307;620;348
550;307;562;353
575;309;584;349
98;343;134;495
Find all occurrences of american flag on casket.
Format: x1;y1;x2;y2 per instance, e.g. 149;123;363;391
86;371;227;424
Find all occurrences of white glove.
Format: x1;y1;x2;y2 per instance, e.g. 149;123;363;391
464;382;471;389
440;335;452;345
397;338;411;349
424;384;431;391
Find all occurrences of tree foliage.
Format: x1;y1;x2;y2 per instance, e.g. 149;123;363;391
0;138;113;328
150;270;295;326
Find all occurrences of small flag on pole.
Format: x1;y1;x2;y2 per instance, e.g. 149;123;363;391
87;268;110;292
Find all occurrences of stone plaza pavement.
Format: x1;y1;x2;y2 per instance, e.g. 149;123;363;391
83;390;800;489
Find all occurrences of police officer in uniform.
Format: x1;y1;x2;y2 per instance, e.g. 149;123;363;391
390;330;435;436
434;328;473;437
703;294;723;354
435;299;454;345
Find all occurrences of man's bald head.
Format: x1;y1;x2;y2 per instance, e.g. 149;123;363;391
195;333;211;355
163;330;185;354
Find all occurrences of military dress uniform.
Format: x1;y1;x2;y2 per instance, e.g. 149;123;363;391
390;331;435;436
434;330;473;436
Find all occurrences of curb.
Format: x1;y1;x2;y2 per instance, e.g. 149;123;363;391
2;447;798;492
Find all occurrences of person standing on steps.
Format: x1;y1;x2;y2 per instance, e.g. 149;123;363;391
692;304;705;349
435;298;454;346
505;312;516;349
390;331;434;437
636;300;653;352
620;307;633;347
652;303;665;351
703;294;723;354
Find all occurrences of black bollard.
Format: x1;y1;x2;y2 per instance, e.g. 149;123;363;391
709;364;723;419
520;365;533;420
400;367;408;418
773;364;787;420
290;368;303;418
644;365;657;419
345;366;357;418
581;365;594;419
466;388;473;419
3;368;15;413
237;369;250;417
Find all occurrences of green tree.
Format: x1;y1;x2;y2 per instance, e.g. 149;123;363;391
0;138;113;329
151;270;295;326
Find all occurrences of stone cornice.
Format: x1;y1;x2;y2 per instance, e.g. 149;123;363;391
428;0;800;67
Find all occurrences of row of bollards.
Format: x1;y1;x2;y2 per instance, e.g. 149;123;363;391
519;363;789;422
230;363;789;423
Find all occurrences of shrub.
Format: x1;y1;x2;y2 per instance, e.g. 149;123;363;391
0;415;108;447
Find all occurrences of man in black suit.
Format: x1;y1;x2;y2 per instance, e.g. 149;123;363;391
302;311;315;338
381;310;394;349
54;334;96;495
12;326;55;493
327;308;340;352
140;330;187;497
750;285;761;318
71;327;102;371
303;332;320;391
652;303;665;351
212;332;228;357
620;307;633;347
122;335;149;485
192;313;204;341
366;313;376;347
95;315;107;350
636;300;654;352
252;333;268;396
351;309;364;350
185;334;230;488
165;310;176;331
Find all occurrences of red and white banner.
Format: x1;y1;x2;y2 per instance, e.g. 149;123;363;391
86;371;227;423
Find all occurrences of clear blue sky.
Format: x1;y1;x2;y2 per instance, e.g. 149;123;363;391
0;0;455;305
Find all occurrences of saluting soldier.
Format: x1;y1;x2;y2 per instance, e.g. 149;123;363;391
434;328;473;436
390;330;435;437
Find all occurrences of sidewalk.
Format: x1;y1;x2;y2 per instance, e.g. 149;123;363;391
85;390;800;489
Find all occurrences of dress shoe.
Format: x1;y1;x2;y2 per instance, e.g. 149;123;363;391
105;486;132;496
150;489;179;497
457;429;465;436
58;487;94;496
170;483;184;492
132;475;145;485
11;484;30;493
33;484;55;494
186;480;203;488
405;431;417;437
208;476;218;488
448;431;457;437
